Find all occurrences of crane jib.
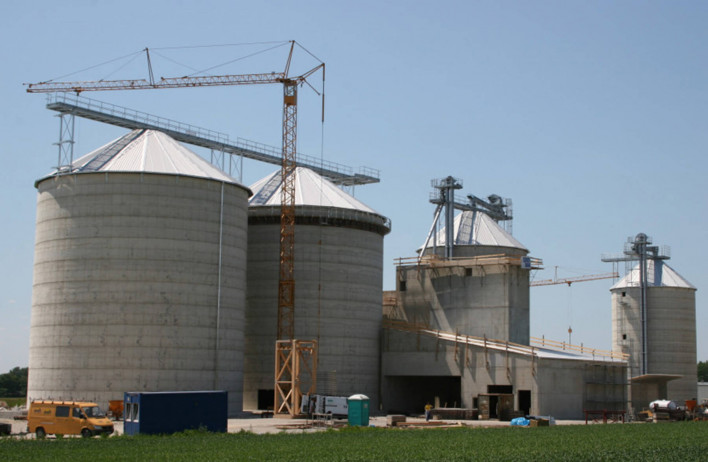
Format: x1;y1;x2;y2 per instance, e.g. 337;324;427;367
25;63;324;94
26;72;294;93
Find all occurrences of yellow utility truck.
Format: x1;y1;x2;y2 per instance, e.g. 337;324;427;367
28;400;114;438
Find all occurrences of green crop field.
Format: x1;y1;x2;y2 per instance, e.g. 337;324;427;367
1;422;706;461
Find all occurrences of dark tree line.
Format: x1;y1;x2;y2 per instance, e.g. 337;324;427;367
699;361;708;382
0;367;28;397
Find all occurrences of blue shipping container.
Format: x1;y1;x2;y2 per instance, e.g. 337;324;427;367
123;391;227;435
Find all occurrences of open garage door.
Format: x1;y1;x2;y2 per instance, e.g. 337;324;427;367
383;376;461;415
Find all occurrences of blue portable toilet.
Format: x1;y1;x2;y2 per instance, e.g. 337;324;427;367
347;394;370;426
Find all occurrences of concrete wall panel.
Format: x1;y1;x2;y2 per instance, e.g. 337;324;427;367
382;329;626;419
28;173;249;415
396;254;530;344
244;209;387;410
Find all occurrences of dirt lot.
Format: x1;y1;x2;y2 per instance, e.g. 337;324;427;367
2;412;588;438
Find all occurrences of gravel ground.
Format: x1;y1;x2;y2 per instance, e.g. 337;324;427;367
1;412;587;439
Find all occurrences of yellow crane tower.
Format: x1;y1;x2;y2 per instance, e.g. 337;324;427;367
26;41;323;416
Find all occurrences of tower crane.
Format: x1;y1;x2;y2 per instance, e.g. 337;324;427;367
26;41;323;416
530;272;618;287
530;268;619;344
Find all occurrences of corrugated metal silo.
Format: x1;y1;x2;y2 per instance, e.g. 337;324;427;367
610;259;697;404
243;167;390;411
28;129;250;415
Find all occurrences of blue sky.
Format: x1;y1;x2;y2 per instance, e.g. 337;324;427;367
1;0;706;373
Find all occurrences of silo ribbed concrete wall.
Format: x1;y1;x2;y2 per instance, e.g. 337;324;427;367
244;207;388;411
28;173;248;415
611;286;697;402
407;245;530;345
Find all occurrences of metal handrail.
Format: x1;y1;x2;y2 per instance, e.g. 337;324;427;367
45;94;380;185
383;320;628;362
530;336;629;361
394;254;543;268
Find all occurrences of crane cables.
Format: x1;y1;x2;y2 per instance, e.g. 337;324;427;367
31;41;295;85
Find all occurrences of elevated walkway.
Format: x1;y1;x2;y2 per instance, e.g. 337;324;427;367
383;319;628;363
45;94;379;186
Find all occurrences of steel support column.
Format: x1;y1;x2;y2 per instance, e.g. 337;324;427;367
55;112;75;169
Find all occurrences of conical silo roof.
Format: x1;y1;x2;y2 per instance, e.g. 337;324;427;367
611;260;695;290
42;129;241;185
249;166;377;213
422;210;527;251
31;128;251;414
245;169;388;410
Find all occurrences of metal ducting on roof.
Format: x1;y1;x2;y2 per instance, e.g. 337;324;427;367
420;210;527;256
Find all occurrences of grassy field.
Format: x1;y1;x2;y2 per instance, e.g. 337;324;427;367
0;398;25;408
1;422;706;461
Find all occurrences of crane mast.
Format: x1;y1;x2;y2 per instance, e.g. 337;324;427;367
278;79;297;341
27;41;322;416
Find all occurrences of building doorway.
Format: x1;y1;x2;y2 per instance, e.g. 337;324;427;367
383;376;461;415
518;390;531;415
257;389;274;411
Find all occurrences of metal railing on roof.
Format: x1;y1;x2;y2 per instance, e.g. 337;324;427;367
383;319;538;356
394;254;543;269
45;93;380;186
530;336;629;362
249;204;391;230
382;320;628;363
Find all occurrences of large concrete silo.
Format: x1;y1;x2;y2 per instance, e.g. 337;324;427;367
396;209;531;345
243;167;390;411
610;258;697;407
382;184;534;415
28;129;250;415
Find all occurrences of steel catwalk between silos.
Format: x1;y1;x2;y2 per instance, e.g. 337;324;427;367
28;131;250;416
243;169;390;411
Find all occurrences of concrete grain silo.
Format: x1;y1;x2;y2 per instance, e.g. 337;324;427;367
28;129;250;415
382;179;549;416
610;258;697;408
396;209;531;345
243;167;390;411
